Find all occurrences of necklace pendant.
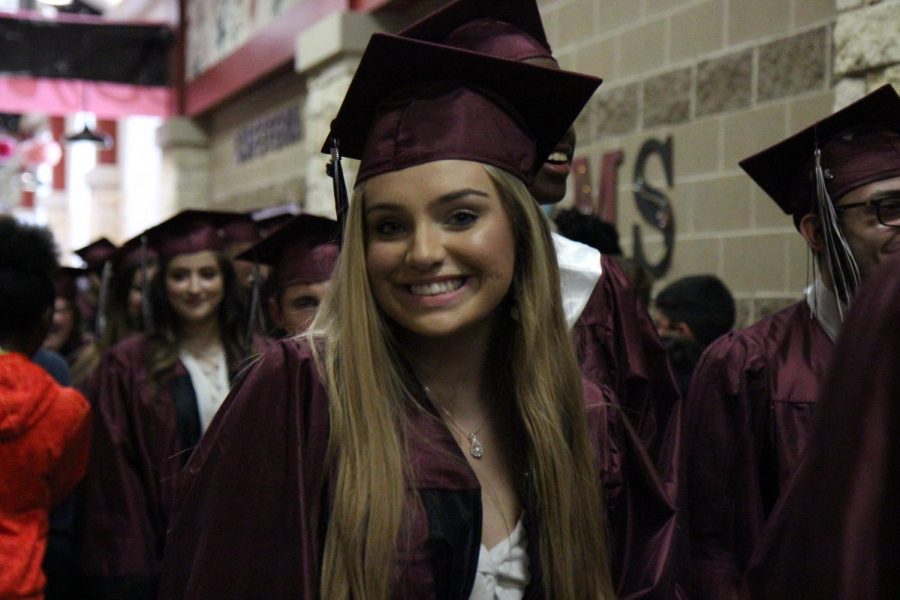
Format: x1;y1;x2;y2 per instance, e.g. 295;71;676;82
468;433;484;459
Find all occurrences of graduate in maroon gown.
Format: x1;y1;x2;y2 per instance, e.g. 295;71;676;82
744;250;900;599
71;234;158;387
236;214;339;336
160;32;684;599
400;0;683;494
43;267;88;366
684;85;900;598
400;7;685;594
72;238;117;340
219;212;261;291
77;211;269;598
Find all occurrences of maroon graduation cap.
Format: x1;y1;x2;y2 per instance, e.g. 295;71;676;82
237;214;340;290
219;212;261;247
74;237;117;272
110;232;157;275
323;33;600;185
740;84;900;224
143;210;235;261
251;204;302;237
398;0;552;61
54;266;86;301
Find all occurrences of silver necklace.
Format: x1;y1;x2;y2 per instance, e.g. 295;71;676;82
424;385;486;459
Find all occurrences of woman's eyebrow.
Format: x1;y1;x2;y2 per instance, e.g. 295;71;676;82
365;188;489;215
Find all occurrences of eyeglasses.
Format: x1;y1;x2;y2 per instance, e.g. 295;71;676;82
834;193;900;228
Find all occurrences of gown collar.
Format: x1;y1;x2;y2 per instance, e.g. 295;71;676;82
551;232;602;330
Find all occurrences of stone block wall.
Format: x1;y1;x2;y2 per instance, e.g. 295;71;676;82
833;0;900;107
538;0;837;325
205;73;308;213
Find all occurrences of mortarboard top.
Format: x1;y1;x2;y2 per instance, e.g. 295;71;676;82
740;84;900;222
143;210;236;261
237;214;340;289
74;237;117;271
323;33;600;185
219;212;261;246
251;204;301;237
398;0;551;62
110;233;158;275
55;266;86;301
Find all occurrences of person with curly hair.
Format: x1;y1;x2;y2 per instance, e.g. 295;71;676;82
0;215;91;600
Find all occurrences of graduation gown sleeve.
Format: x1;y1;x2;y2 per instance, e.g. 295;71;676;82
159;339;331;599
572;255;682;495
583;380;686;599
78;339;162;597
77;334;220;598
682;302;832;599
744;256;900;599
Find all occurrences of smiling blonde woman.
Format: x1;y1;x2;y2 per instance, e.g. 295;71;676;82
159;32;637;600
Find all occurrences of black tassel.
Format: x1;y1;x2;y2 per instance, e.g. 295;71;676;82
326;133;349;246
140;234;154;333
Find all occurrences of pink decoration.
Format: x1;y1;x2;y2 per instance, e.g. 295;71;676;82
0;135;16;163
19;138;63;168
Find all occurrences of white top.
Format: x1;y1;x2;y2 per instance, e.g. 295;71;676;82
552;232;603;330
179;344;230;432
470;519;529;600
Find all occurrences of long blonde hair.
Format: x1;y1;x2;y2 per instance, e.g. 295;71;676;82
306;163;614;598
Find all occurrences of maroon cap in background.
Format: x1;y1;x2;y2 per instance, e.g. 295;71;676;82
237;214;340;290
110;233;157;274
399;0;552;61
220;213;261;247
251;204;301;237
143;210;235;261
74;237;117;272
54;266;86;301
740;84;900;223
323;33;600;185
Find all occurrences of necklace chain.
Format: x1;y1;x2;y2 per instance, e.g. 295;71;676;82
424;385;486;460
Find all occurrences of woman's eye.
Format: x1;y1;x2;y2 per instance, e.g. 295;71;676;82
373;219;405;236
447;210;478;228
200;268;219;279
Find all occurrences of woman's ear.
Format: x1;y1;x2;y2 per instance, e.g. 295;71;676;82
799;213;825;253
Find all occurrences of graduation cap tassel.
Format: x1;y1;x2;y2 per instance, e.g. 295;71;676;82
814;148;861;316
326;135;349;247
140;234;155;333
242;263;262;359
95;259;113;339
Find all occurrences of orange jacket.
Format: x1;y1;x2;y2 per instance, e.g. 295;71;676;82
0;352;91;600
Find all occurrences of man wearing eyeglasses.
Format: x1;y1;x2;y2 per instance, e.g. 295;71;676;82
682;84;900;599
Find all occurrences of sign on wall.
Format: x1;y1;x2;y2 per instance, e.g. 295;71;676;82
234;104;302;164
570;136;676;279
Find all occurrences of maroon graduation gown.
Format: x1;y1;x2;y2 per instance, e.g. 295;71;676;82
572;255;682;490
77;333;269;597
158;339;681;598
573;255;686;593
683;300;834;598
744;256;900;599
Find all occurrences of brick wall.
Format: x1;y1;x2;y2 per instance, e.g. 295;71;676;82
539;0;837;325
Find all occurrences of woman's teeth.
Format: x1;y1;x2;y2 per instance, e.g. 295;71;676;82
409;279;464;296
